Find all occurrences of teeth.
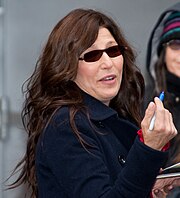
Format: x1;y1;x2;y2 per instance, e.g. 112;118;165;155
106;77;113;80
105;76;113;80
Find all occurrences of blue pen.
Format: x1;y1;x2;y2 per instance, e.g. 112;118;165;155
149;91;164;131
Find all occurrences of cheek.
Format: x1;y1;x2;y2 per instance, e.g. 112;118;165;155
116;56;124;74
75;64;96;83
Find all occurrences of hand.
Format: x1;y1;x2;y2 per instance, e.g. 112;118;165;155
152;176;180;198
141;97;177;150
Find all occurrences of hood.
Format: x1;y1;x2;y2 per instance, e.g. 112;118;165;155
146;2;180;80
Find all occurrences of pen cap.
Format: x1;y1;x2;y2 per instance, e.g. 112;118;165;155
159;91;164;101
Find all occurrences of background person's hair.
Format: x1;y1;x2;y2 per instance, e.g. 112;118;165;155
8;8;144;197
154;10;180;107
154;47;167;93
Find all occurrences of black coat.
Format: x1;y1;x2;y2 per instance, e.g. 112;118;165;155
36;92;168;198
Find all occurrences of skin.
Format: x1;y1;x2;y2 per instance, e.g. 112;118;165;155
75;27;178;197
75;27;123;106
165;46;180;77
142;98;178;197
152;44;180;197
153;176;180;198
141;97;177;150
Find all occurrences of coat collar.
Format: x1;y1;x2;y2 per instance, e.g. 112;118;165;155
81;90;117;121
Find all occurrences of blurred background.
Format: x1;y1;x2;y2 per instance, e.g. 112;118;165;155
0;0;179;197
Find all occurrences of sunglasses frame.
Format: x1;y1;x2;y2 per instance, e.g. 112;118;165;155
164;39;180;50
79;45;125;62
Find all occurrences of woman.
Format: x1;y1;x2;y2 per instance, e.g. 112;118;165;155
145;3;180;197
10;8;177;197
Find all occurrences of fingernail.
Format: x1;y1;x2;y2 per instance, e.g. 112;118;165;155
169;185;173;190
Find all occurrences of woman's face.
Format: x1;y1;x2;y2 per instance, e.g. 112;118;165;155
74;27;124;105
165;44;180;77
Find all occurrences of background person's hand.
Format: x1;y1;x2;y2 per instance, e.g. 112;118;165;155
141;97;177;151
152;176;180;198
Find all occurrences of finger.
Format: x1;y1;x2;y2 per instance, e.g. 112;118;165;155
141;102;156;129
145;101;156;121
169;111;178;137
172;177;180;186
154;96;164;109
153;106;166;130
153;189;167;198
164;109;171;132
164;184;174;193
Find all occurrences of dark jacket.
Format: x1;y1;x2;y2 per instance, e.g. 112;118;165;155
144;3;180;166
36;92;168;198
144;4;180;197
145;2;180;132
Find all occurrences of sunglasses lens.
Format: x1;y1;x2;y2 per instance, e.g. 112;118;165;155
168;40;180;50
81;45;123;62
106;46;122;57
84;50;102;62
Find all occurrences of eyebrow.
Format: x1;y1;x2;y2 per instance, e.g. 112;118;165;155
85;41;118;52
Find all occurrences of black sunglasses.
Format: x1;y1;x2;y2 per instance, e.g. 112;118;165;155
164;39;180;50
79;45;124;62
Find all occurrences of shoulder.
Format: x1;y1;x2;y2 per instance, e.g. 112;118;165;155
39;106;96;149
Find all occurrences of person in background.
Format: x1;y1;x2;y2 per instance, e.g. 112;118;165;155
8;8;178;198
144;2;180;198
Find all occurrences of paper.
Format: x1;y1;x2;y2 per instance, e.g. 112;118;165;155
156;162;180;179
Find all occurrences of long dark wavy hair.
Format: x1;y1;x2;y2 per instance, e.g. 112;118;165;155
9;8;144;197
154;48;167;93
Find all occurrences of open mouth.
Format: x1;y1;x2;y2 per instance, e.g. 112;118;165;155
100;75;116;81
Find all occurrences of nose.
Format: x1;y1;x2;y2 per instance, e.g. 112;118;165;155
100;52;113;68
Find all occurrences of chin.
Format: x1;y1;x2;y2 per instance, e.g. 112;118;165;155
103;92;118;101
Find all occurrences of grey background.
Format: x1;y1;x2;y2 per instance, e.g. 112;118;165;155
0;0;179;197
